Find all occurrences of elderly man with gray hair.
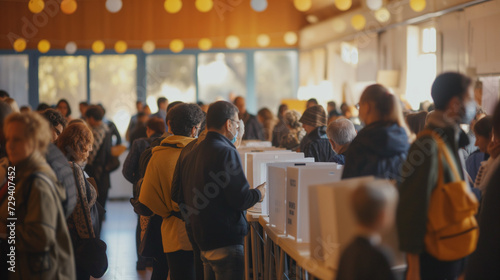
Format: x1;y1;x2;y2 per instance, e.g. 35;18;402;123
326;118;357;165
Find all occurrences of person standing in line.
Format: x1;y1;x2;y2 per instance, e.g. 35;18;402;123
176;101;265;280
234;96;264;140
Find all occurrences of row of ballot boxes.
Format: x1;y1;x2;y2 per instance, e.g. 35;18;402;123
237;146;406;274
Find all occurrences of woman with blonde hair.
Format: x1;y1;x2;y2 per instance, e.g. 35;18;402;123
342;84;410;181
0;112;75;279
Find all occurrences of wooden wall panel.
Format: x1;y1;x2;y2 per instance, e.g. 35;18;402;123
0;0;307;50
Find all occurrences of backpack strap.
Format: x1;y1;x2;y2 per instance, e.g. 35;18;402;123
417;130;463;185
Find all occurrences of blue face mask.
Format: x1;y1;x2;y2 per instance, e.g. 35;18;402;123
461;101;476;124
231;130;238;144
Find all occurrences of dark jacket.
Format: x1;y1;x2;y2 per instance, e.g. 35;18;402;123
342;121;409;180
272;120;289;147
336;236;395;280
176;132;261;251
328;153;346;165
241;112;264;140
299;126;335;162
466;159;500;279
122;133;162;184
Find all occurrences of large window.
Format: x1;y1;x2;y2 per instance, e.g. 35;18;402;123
90;55;137;138
39;56;87;117
0;55;29;107
146;55;196;112
198;52;247;104
255;51;298;115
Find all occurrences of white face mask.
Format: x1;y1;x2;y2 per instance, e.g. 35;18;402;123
461;100;476;124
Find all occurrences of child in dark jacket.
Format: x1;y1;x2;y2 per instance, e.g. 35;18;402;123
336;180;398;280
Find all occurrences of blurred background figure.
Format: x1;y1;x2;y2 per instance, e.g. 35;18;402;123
405;111;428;141
126;100;144;143
257;107;276;142
234;96;264;140
56;98;73;122
279;110;305;151
306;98;318;109
272;104;289;147
79;102;89;119
299;105;334;162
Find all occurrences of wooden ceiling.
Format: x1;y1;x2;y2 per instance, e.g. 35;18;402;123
0;0;363;50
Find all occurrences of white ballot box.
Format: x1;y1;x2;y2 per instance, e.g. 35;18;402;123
267;161;316;234
308;177;406;271
286;164;343;242
246;152;307;214
237;147;286;172
240;140;273;148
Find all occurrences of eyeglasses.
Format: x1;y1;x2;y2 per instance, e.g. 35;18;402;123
229;119;240;129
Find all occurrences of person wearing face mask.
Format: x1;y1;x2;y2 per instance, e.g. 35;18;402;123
397;72;477;280
174;101;265;280
342;84;410;181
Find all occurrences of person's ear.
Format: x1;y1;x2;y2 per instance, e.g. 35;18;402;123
190;126;197;138
329;139;336;151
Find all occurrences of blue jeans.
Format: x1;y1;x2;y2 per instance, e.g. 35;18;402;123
200;245;245;280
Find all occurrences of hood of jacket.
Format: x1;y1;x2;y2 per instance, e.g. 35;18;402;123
356;121;409;157
152;135;195;155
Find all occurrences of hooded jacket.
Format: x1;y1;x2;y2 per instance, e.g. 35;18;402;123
139;135;195;253
342;121;409;180
0;152;75;280
176;131;261;251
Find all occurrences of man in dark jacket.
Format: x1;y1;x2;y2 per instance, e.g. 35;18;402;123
299;105;335;162
234;96;264;140
176;101;265;279
397;72;476;280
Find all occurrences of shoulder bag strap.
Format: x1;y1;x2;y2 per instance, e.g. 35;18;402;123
72;163;95;238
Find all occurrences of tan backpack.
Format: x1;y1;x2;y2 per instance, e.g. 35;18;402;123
419;130;479;261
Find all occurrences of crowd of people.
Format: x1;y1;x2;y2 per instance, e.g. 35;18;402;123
0;70;499;280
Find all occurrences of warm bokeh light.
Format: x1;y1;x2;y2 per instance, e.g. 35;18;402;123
105;0;123;13
198;38;212;51
13;38;27;52
65;41;77;54
225;35;240;49
38;40;51;53
250;0;268;12
351;14;366;31
165;0;182;13
61;0;77;15
410;0;426;12
332;18;347;33
28;0;45;14
366;0;383;11
92;40;105;54
283;32;298;45
375;8;391;23
335;0;352;11
142;41;156;53
293;0;312;12
257;34;271;47
115;40;127;53
195;0;213;12
170;39;184;53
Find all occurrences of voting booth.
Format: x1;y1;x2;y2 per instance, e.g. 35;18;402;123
286;164;343;242
240;140;273;148
246;152;309;214
308;177;406;271
237;147;286;172
267;161;316;234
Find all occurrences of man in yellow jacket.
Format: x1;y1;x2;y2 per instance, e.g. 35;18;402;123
139;103;205;280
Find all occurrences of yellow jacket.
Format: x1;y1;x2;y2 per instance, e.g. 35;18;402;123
139;135;195;253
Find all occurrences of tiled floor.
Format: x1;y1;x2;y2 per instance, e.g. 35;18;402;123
93;200;154;280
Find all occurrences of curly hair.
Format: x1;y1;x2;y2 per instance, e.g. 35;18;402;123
169;103;205;137
4;112;52;154
56;122;94;162
42;108;68;129
283;110;303;129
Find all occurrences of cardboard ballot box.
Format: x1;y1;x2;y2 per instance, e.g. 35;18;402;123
308;177;406;271
267;161;316;234
240;140;273;148
286;164;343;242
246;152;307;214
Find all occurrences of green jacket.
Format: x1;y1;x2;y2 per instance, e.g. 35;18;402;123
396;120;466;254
